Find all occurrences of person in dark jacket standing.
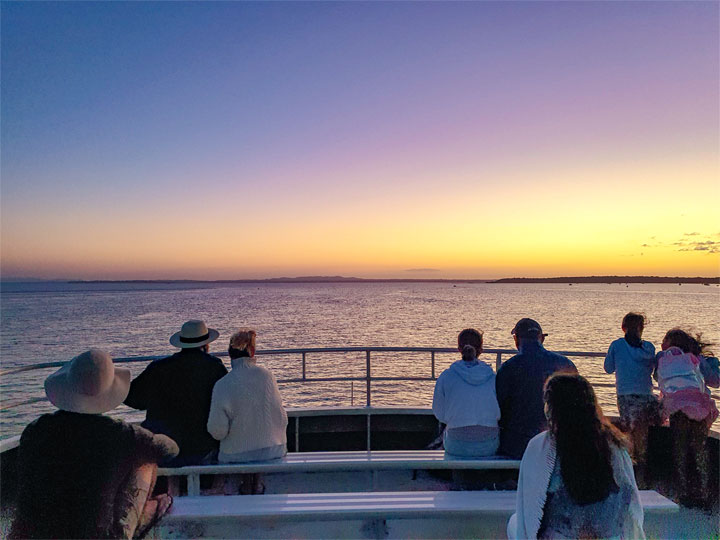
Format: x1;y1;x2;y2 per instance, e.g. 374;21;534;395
125;319;228;466
495;318;577;459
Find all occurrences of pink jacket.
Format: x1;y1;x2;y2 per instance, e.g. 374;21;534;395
656;347;718;423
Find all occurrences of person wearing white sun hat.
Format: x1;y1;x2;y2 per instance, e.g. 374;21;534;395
10;349;179;539
125;320;228;466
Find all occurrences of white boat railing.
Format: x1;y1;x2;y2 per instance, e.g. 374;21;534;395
3;346;716;413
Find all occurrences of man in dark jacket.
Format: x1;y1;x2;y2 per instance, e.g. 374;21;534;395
495;318;577;459
125;319;228;466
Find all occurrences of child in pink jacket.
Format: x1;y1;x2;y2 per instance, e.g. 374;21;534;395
656;328;718;508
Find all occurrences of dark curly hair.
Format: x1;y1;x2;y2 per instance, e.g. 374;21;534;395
663;328;714;356
544;374;627;505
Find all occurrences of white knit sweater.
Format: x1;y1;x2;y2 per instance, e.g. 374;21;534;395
507;431;645;540
207;357;288;463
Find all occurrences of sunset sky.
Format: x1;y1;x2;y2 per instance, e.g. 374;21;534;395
2;2;718;280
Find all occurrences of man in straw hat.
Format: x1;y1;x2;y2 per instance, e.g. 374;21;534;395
125;319;227;466
11;349;179;539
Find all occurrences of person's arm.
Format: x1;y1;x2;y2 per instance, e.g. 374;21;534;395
604;342;616;374
124;365;154;410
127;422;179;463
495;367;510;429
653;352;662;382
700;356;720;388
270;372;289;427
431;377;446;424
206;385;230;442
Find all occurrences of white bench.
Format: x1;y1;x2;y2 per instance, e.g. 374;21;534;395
157;450;521;496
157;490;679;539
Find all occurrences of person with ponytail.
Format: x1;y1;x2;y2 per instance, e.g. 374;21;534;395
432;329;500;457
604;312;659;478
508;374;644;539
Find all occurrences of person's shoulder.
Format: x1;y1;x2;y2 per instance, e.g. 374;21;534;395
641;340;656;354
609;338;625;349
20;412;57;438
547;348;573;366
143;353;178;371
202;351;227;367
498;354;522;371
524;430;551;455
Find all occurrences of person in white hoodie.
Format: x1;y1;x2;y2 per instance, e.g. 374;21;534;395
207;328;288;493
432;328;500;457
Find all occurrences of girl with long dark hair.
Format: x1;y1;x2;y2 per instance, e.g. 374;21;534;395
508;374;644;539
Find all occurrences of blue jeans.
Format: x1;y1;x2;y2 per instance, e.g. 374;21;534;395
444;433;499;457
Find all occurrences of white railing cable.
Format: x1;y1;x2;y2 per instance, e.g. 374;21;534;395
1;347;717;412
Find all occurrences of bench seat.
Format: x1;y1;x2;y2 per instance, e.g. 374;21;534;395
158;450;521;496
157;490;679;539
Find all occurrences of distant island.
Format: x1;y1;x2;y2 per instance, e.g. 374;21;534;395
56;275;720;285
492;276;720;284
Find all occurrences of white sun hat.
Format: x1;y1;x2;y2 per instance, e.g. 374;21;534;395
44;349;131;414
169;319;220;349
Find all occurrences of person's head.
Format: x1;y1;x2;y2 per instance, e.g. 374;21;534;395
621;312;645;339
458;328;483;361
169;319;219;350
662;327;713;355
229;327;257;359
511;318;547;348
543;373;626;505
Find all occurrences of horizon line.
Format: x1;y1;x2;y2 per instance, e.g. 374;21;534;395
2;274;720;285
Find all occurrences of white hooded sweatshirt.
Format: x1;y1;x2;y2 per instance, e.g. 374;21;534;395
432;359;500;429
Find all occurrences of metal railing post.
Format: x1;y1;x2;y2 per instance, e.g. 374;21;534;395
366;350;372;407
188;474;200;496
496;352;502;371
367;413;372;450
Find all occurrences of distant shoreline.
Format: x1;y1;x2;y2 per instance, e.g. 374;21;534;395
3;275;719;285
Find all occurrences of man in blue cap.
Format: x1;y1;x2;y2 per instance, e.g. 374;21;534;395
495;318;577;459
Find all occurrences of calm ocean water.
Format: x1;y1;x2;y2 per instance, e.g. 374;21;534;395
1;281;719;439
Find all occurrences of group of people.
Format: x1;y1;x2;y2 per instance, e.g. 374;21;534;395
605;313;718;507
432;315;719;539
9;315;718;539
11;320;288;539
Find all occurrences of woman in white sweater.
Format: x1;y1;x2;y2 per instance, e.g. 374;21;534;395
207;328;288;492
432;328;500;457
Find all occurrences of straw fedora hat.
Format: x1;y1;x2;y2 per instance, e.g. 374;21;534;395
44;349;131;414
169;319;219;349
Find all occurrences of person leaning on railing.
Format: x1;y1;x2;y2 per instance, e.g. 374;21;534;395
207;328;288;494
